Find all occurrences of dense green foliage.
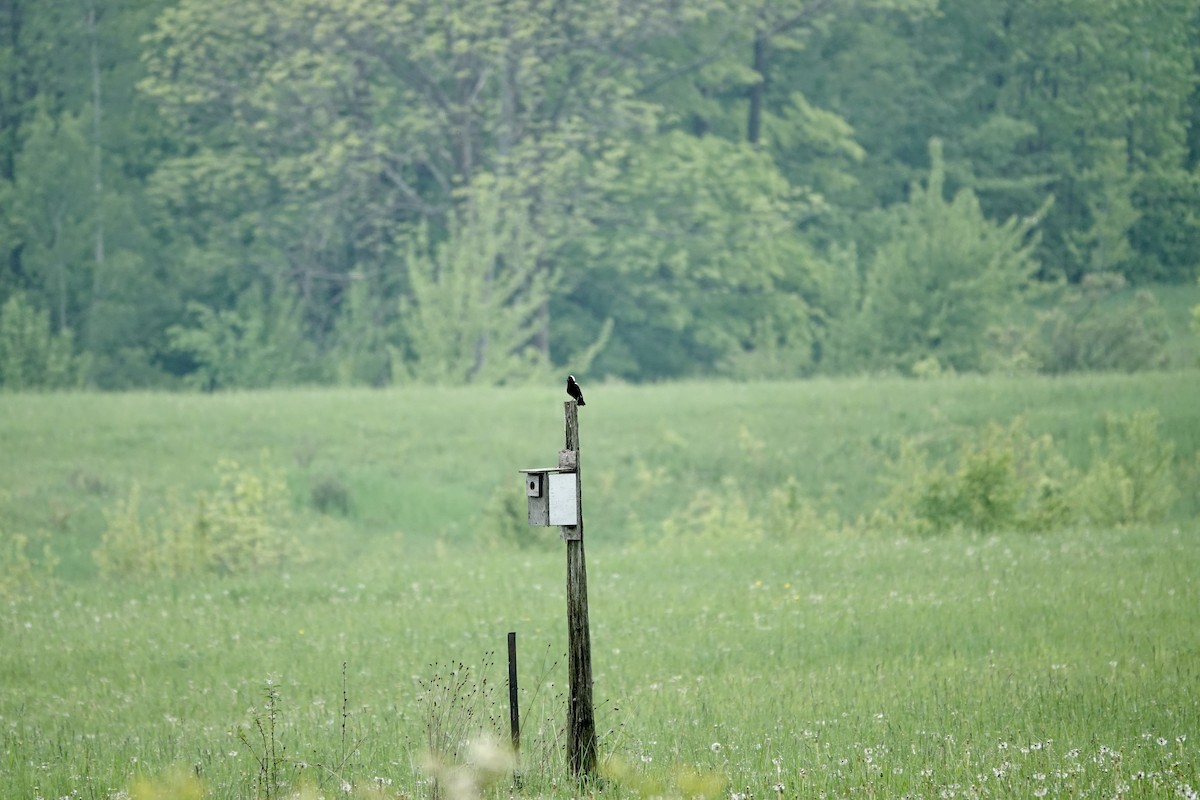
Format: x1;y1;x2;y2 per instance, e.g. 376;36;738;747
0;375;1198;798
2;0;1199;387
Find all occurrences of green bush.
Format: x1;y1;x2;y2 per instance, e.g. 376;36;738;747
628;409;1181;542
310;474;352;516
95;455;301;578
0;292;87;389
0;494;59;600
877;418;1076;535
1075;410;1178;526
167;284;316;390
1035;274;1169;373
657;481;763;548
869;410;1179;535
843;138;1047;374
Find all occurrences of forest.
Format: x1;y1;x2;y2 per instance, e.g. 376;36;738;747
1;0;1198;389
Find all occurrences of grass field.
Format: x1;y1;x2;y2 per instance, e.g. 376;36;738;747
2;372;1199;799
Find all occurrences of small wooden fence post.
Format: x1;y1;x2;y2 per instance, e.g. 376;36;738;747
563;400;596;778
507;631;520;755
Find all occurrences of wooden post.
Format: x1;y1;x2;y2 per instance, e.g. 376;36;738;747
507;631;520;754
563;400;596;778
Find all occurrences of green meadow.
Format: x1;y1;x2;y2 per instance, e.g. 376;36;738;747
2;372;1199;799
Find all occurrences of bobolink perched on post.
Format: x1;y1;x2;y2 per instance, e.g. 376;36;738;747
566;375;586;406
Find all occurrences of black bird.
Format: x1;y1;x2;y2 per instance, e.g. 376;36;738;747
566;374;586;406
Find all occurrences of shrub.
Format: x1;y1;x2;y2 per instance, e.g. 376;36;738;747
95;455;300;578
634;411;1180;543
167;284;316;390
878;418;1078;535
846;138;1047;374
1035;274;1169;373
310;474;352;516
657;480;763;548
0;496;59;599
94;482;155;578
0;292;87;389
1075;410;1178;526
870;410;1179;535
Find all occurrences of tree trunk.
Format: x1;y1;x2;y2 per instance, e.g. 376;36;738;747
85;0;104;362
747;28;767;145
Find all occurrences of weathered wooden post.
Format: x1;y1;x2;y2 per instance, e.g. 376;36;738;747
507;631;520;755
517;399;596;778
561;400;596;778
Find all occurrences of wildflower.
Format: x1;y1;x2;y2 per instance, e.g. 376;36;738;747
711;743;723;753
1033;788;1047;798
1157;737;1168;746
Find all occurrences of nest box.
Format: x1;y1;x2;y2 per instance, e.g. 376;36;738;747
519;450;579;527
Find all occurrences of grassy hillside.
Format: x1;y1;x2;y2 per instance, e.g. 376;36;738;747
1;373;1198;799
2;371;1198;571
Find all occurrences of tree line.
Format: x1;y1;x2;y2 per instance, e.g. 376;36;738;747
1;0;1196;389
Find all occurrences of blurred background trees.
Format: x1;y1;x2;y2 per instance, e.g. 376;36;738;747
1;0;1197;388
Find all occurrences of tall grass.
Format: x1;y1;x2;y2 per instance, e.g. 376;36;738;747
1;373;1198;798
2;371;1198;567
3;527;1198;798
